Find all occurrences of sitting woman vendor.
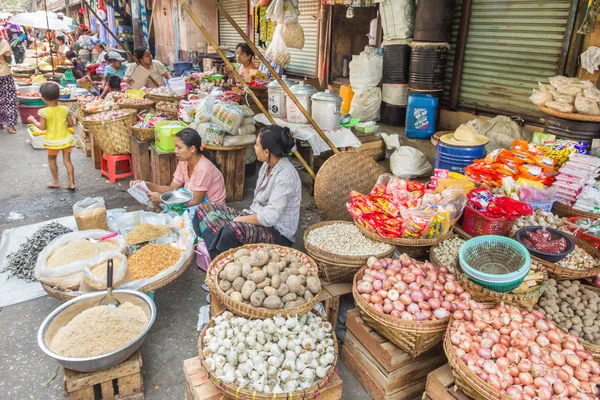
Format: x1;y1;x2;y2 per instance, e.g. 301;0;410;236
194;125;302;258
130;128;226;209
226;43;255;83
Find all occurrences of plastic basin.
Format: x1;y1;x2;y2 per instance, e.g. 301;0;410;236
514;226;575;263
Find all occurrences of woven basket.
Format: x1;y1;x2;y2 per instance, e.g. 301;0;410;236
444;321;512;400
146;93;181;103
81;107;107;117
303;221;395;283
131;124;155;142
455;261;547;310
83;109;137;155
209;244;321;319
532;234;600;280
553;201;600;220
155;103;178;119
117;99;155;111
198;309;339;399
538;105;600;122
353;264;449;358
354;221;454;247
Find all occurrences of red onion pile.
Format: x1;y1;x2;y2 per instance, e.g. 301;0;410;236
356;254;468;321
448;302;600;400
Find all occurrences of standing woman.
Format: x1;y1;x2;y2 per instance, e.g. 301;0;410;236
125;47;170;90
194;125;302;258
0;37;18;134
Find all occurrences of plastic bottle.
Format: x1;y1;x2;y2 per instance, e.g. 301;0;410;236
343;55;349;77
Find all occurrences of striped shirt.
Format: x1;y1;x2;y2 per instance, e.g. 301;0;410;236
249;158;302;242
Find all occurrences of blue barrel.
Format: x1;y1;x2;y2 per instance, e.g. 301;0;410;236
174;62;193;76
435;141;486;173
405;94;438;139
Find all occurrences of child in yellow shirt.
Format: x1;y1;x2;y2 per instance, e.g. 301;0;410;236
28;82;76;190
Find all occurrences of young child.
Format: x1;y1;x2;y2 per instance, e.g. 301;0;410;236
27;82;76;190
101;75;123;99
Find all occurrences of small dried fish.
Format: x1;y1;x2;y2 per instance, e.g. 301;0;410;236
5;222;72;281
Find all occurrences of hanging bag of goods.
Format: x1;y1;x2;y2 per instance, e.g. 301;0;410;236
266;25;291;68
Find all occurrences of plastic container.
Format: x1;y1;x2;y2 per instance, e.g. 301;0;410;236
405;93;438;138
173;61;193;76
286;81;317;124
462;204;517;237
435;141;486;173
524;199;556;212
126;89;145;99
340;84;354;115
515;226;575;263
154;121;189;152
168;77;187;96
18;104;44;124
267;75;295;119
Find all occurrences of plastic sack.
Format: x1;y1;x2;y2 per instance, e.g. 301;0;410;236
282;21;304;49
529;90;553;106
81;253;128;290
575;94;600;115
549;75;570;88
240;105;254;117
379;0;414;41
178;99;202;123
223;133;256;147
194;95;214;124
349;86;381;121
349;49;383;93
238;124;256;135
583;88;600;102
198;122;226;146
34;230;127;290
381;133;432;178
553;92;575;104
266;25;291;68
546;101;574;113
73;197;108;231
538;83;556;93
463;116;532;153
556;84;582;98
211;102;244;133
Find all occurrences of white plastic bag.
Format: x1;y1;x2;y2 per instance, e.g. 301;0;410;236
223;133;257;147
529;90;553;106
574;94;600;115
81;253;128;290
349;49;383;93
546;101;575;113
583;87;600;102
34;230;127;290
195;95;214;124
350;87;381;122
381;133;432;178
211;102;244;133
73;197;108;231
266;25;291;68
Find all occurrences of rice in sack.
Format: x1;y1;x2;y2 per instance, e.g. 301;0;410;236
574;94;600;115
538;83;556;93
529;90;553;106
556;84;582;98
549;75;570;88
552;92;574;104
545;101;574;113
82;253;128;290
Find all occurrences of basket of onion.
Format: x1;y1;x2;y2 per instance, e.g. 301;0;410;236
444;301;600;400
352;253;468;358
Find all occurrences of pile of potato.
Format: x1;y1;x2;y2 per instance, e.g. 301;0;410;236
217;247;321;310
535;279;600;344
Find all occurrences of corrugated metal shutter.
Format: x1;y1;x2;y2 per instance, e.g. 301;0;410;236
286;0;320;77
458;0;574;118
219;0;248;51
442;0;462;105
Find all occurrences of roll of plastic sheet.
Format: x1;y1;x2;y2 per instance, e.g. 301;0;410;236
382;83;409;106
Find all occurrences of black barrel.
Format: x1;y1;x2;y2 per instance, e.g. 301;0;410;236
414;0;456;42
383;44;410;84
380;102;407;127
409;43;449;90
544;116;600;144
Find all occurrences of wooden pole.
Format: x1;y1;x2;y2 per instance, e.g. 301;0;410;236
82;0;161;87
176;0;316;178
208;0;339;154
148;0;157;39
43;0;55;75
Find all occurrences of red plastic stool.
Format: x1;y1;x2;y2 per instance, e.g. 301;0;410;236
101;154;133;183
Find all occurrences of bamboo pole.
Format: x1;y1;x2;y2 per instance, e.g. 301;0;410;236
43;0;55;75
208;0;338;154
177;0;316;178
148;0;157;39
82;0;161;87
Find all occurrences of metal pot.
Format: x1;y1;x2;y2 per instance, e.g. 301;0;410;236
267;75;295;119
286;81;317;124
311;90;342;131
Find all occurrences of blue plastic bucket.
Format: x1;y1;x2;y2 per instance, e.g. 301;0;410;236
405;94;438;139
435;141;486;173
173;62;193;76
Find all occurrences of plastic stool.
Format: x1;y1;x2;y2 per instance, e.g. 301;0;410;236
101;154;133;183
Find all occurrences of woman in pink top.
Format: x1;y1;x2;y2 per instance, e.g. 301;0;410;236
130;128;226;208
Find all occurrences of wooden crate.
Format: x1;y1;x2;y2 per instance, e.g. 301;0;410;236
342;309;447;399
208;288;227;318
183;356;342;400
425;364;471;400
206;145;248;203
319;280;352;331
63;352;143;400
90;132;103;170
150;144;178;186
77;134;91;157
130;136;152;182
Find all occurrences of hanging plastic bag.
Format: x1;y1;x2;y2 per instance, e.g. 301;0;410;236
349;87;382;122
282;21;304;49
73;197;108;231
381;133;432;178
267;0;285;23
266;25;291;68
283;0;300;23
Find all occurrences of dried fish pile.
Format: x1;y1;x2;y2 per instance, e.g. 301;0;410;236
5;222;72;281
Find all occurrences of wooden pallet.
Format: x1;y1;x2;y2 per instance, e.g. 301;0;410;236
425;364;471;400
63;352;143;400
183;356;343;400
130;136;152;182
342;309;447;399
150;144;178;186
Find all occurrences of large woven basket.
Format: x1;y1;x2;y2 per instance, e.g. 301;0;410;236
155;103;178;119
444;321;512;400
131;124;155;142
532;234;600;280
552;201;600;220
353;264;450;358
538;105;600;122
146;93;181;103
198;309;339;399
455;261;547;310
83;109;137;155
208;244;321;319
303;221;395;283
117;99;155;111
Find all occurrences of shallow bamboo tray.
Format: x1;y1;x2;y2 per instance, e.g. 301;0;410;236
209;243;321;319
538;105;600;122
117;99;155;111
145;93;181;103
553;201;600;220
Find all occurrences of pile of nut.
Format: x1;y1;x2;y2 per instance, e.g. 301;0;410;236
430;236;465;273
117;98;154;107
156;101;178;112
511;209;570;235
558;245;598;270
305;223;393;257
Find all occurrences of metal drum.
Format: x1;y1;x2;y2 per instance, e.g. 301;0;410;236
409;43;449;90
413;0;456;42
383;44;410;84
543;116;600;144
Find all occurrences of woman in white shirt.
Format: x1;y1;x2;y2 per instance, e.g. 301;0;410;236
0;39;18;134
56;36;69;63
125;47;171;90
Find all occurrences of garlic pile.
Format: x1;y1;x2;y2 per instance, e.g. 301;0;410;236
511;209;569;235
202;311;336;394
306;223;393;256
150;86;177;97
430;237;465;273
557;245;598;270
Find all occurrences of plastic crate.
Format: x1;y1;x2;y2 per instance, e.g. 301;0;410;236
462;205;516;237
524;199;555;212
